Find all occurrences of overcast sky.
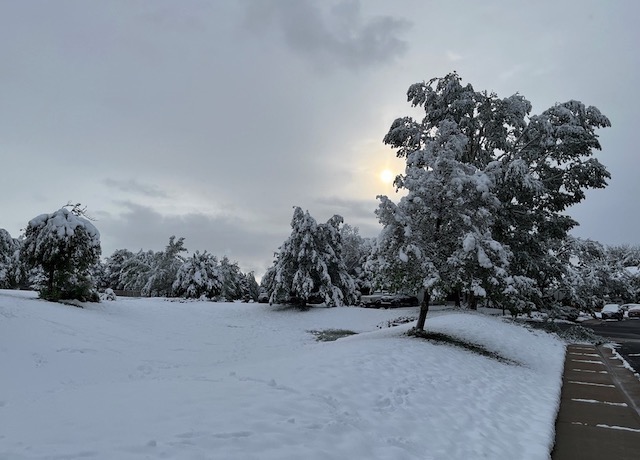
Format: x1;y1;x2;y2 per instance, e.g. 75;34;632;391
1;0;638;277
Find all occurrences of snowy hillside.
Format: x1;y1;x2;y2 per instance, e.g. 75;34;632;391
0;290;565;459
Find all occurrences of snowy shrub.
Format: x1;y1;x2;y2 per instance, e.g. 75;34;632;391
21;206;101;302
101;288;117;301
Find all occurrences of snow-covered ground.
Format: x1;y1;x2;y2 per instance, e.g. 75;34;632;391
0;290;565;460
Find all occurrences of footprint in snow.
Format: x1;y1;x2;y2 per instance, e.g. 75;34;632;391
32;353;47;367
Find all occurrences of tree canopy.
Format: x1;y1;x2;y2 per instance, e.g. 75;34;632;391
21;206;101;301
266;207;357;307
376;73;611;329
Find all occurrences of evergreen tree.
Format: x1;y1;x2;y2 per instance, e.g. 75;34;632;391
0;229;21;289
268;207;356;307
141;236;187;297
21;206;101;301
100;248;135;290
218;256;243;301
172;251;222;299
340;224;374;295
119;250;155;292
238;271;260;302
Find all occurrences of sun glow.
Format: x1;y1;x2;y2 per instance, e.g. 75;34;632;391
380;169;394;184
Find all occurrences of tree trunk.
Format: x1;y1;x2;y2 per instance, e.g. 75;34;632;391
469;293;478;310
416;291;431;331
48;267;55;292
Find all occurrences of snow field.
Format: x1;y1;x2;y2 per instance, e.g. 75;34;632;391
0;290;565;459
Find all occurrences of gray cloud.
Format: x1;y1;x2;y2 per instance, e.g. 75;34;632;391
243;0;410;70
313;196;381;236
98;201;287;277
1;0;639;281
103;179;170;199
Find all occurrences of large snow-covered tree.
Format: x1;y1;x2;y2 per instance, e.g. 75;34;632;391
218;256;244;301
142;236;187;297
268;207;356;307
241;271;260;302
116;237;187;297
340;224;374;295
119;250;155;292
378;73;610;329
172;251;222;299
100;248;135;290
21;206;101;301
376;120;510;329
0;229;22;289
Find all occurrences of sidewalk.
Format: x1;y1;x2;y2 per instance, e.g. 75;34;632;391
552;344;640;459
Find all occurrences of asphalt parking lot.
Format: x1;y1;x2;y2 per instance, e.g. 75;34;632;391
579;318;640;371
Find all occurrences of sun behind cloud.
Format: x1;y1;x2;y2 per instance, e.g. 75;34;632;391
380;169;394;184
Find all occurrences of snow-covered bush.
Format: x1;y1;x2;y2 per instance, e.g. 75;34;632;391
21;206;101;302
101;288;117;301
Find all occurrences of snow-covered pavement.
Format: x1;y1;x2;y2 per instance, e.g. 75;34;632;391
0;290;565;459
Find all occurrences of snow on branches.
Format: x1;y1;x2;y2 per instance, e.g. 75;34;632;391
21;206;102;301
267;207;356;307
376;72;611;324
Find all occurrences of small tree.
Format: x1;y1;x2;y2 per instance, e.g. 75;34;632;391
21;206;101;301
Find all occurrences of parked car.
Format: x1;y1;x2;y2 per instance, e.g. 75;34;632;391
620;303;640;312
627;305;640;319
600;304;624;321
257;290;270;303
360;292;419;309
360;291;388;308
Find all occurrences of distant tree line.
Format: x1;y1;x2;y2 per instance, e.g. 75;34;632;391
0;205;259;303
97;236;259;302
